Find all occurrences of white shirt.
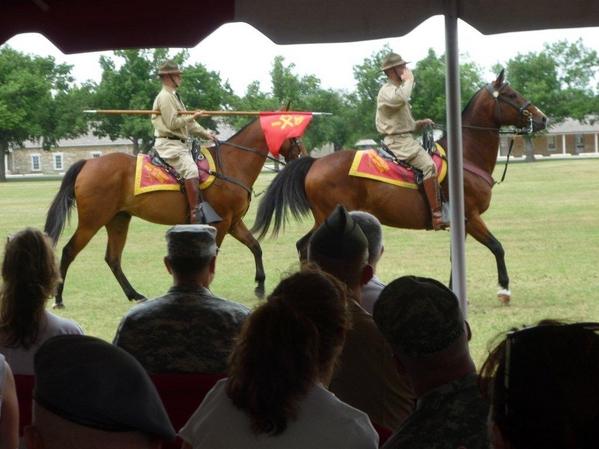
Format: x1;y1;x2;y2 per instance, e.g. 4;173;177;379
0;310;83;375
180;379;378;449
361;275;387;315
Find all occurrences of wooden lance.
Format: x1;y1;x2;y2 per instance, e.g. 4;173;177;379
83;110;332;116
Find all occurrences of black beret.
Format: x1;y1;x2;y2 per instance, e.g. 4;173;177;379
34;335;176;441
309;205;368;259
373;276;465;357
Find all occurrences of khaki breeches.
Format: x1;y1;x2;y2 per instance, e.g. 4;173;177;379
384;134;437;179
155;138;198;179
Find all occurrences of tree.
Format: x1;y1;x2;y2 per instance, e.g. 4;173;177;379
0;46;87;182
499;39;599;160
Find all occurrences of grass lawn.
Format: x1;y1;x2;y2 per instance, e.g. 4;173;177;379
1;157;598;367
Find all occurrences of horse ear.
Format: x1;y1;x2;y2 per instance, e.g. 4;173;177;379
278;101;291;112
496;69;506;86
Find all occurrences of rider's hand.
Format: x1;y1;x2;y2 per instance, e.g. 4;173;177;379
193;110;207;120
402;67;414;82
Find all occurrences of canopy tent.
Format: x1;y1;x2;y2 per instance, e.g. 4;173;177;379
3;0;598;316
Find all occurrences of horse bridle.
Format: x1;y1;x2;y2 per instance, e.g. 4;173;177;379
485;82;533;135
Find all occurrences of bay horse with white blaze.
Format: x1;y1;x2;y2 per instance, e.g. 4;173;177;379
251;71;547;302
45;118;307;308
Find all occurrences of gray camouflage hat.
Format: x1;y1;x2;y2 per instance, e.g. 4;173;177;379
165;224;218;258
373;275;465;357
309;205;368;260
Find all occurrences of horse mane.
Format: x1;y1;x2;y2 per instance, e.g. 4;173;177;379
226;118;259;140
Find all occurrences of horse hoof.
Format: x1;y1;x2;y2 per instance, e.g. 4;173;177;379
52;302;65;310
135;297;148;304
254;285;265;299
497;288;511;305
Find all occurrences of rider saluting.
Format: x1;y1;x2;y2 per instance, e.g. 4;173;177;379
376;52;449;231
152;60;218;224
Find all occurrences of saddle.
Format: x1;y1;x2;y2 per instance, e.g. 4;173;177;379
149;139;204;194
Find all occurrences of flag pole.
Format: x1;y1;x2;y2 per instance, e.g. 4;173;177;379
83;110;332;116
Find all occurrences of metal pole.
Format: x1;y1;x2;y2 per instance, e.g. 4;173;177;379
445;0;468;319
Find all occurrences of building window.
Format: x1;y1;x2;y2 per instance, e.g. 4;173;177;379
547;135;556;152
91;151;102;158
575;135;585;153
31;154;41;171
53;153;64;171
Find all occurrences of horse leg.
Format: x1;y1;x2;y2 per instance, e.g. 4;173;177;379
229;220;266;298
104;212;146;302
296;229;314;261
466;215;511;304
54;224;104;309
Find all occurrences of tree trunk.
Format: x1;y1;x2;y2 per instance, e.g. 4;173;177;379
0;139;8;183
524;137;536;162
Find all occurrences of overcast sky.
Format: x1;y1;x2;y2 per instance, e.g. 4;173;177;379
4;16;599;95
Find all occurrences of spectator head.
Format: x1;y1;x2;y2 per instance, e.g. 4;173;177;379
25;335;176;449
308;205;372;290
373;276;468;367
348;211;384;266
226;266;351;435
479;321;599;449
164;224;218;278
1;227;60;349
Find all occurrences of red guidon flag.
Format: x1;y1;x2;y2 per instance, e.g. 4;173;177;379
259;112;313;156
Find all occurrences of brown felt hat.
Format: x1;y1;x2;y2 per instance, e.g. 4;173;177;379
382;52;409;71
157;59;182;76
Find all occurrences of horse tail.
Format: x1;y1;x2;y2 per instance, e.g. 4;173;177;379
251;156;317;240
44;159;87;245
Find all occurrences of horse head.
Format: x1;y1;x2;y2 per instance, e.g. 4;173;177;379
486;70;547;133
280;137;308;162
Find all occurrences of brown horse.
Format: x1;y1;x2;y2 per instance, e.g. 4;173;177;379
251;71;547;302
44;118;307;308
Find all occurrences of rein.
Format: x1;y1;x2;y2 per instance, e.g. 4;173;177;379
204;137;303;196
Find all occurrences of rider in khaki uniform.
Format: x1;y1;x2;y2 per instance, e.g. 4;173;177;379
376;52;449;231
152;60;218;224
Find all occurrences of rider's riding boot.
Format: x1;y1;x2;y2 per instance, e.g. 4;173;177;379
423;177;450;231
184;177;202;224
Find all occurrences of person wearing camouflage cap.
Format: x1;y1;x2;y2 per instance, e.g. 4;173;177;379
307;205;417;431
152;59;219;224
114;225;250;375
372;276;489;449
376;52;449;231
24;334;176;449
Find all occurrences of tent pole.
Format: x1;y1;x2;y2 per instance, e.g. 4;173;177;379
444;0;468;319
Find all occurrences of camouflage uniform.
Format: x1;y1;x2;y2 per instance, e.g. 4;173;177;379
113;285;250;374
381;373;489;449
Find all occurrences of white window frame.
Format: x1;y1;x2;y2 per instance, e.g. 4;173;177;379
53;153;64;171
91;151;102;158
31;154;41;172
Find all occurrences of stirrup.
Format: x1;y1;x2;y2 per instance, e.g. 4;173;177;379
195;202;222;224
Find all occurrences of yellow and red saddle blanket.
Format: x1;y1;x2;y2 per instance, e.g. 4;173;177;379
349;144;447;189
134;148;216;196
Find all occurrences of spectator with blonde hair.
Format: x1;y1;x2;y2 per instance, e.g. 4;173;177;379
179;266;378;448
0;228;82;375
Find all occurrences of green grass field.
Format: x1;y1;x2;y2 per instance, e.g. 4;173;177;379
1;157;598;367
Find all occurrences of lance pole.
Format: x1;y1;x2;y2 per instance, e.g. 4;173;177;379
83;110;332;116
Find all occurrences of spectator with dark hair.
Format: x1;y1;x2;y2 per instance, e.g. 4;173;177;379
349;211;386;314
0;227;83;375
308;205;416;431
114;224;250;374
479;320;599;449
373;275;489;449
179;267;378;449
24;334;176;449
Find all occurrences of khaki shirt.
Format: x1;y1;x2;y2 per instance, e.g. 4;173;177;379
151;85;211;140
376;79;417;136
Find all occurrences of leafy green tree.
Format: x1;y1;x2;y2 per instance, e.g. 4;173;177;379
499;39;599;160
0;46;87;182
